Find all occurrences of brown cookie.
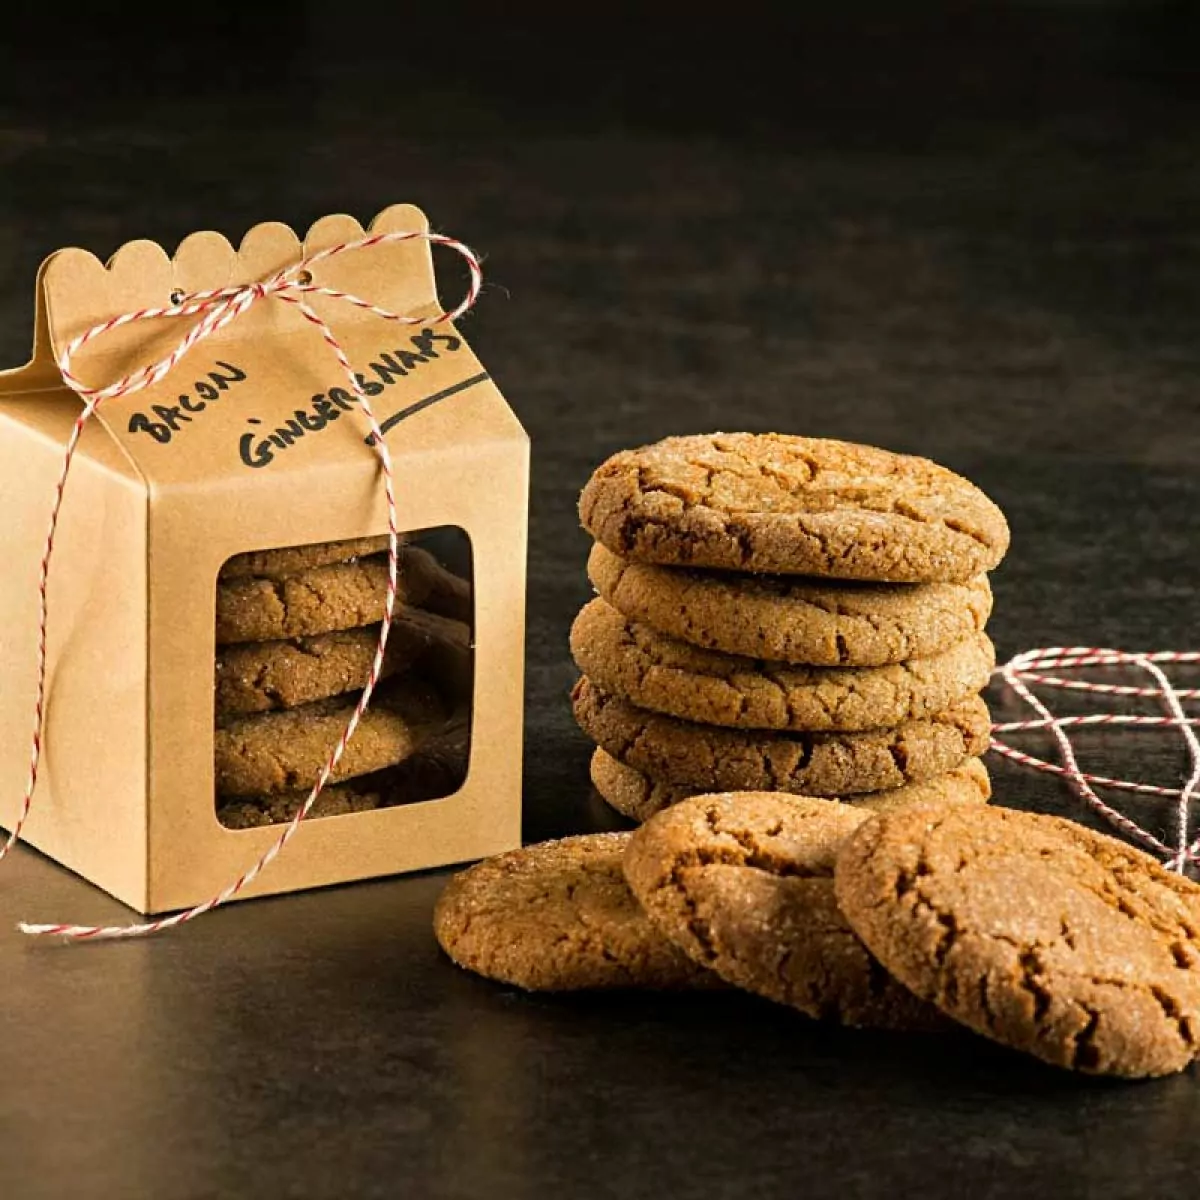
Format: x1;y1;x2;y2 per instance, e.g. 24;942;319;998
579;433;1010;582
219;535;393;582
590;749;991;824
215;609;470;721
851;758;991;813
214;673;450;797
215;546;442;645
433;833;714;991
218;772;389;829
218;725;470;828
589;544;992;667
572;676;990;796
834;805;1200;1077
571;596;994;731
623;792;945;1029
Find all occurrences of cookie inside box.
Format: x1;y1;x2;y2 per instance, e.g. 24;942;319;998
212;527;474;829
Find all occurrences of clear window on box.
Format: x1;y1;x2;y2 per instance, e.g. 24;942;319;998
212;527;473;829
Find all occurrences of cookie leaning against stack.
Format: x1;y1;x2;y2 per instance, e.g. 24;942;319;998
214;537;473;829
571;433;1009;819
434;794;1200;1076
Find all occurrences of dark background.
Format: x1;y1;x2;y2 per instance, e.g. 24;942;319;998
2;3;1200;1197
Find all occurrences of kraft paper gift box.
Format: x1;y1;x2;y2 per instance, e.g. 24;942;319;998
0;204;528;914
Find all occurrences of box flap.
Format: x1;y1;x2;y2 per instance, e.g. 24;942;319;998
4;205;523;489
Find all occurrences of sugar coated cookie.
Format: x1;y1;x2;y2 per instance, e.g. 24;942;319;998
434;833;715;990
623;792;945;1029
590;749;991;824
572;676;990;796
214;674;450;797
219;535;393;582
580;433;1009;582
215;610;469;721
588;544;992;667
571;596;994;731
215;547;442;645
834;805;1200;1077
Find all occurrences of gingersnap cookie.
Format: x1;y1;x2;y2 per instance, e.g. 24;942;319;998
218;771;390;829
433;833;714;991
573;676;990;796
588;544;992;667
218;726;470;829
590;749;991;824
220;535;393;582
214;673;450;797
215;609;470;721
571;597;994;731
580;433;1010;583
834;805;1200;1077
623;792;944;1029
852;757;991;813
215;547;441;645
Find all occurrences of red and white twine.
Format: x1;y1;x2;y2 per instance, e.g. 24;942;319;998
990;648;1200;873
7;229;483;940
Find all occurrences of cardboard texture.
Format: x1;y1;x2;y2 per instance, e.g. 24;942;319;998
0;204;529;914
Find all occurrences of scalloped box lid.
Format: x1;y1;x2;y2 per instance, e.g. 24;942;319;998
0;203;524;490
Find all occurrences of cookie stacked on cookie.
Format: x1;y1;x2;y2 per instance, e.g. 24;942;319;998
213;536;473;829
570;433;1009;819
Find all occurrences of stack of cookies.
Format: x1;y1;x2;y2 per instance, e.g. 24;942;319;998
569;433;1009;821
434;794;1200;1078
212;536;473;829
436;433;1200;1078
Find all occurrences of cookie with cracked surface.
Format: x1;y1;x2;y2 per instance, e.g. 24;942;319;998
215;610;470;721
215;547;440;645
433;833;715;991
571;596;994;731
219;535;393;582
218;772;390;829
834;804;1200;1077
851;758;991;813
579;433;1009;582
588;544;992;667
622;792;945;1029
590;749;991;824
214;673;450;797
572;676;990;796
218;727;470;828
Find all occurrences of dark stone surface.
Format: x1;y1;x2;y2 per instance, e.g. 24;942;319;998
2;4;1200;1197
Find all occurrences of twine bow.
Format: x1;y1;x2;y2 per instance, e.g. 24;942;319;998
8;229;483;939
